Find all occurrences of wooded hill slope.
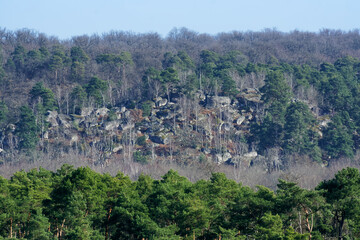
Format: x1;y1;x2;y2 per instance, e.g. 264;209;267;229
1;28;360;185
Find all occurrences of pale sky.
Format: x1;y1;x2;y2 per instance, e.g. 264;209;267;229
0;0;358;39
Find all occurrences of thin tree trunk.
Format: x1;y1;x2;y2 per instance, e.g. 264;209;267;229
10;217;13;239
105;207;112;240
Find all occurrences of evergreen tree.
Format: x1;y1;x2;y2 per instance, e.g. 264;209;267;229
283;101;321;161
85;76;108;106
320;114;354;159
30;82;57;112
317;167;360;239
16;106;39;150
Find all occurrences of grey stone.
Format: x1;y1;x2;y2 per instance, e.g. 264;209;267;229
113;145;123;153
46;111;59;127
104;120;121;131
236;116;246;125
80;107;93;117
156;97;168;107
207;96;231;108
57;114;72;128
96;107;109;116
120;121;135;131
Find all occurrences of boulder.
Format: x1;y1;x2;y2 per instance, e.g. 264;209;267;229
43;131;49;139
119;121;135;131
243;151;258;158
96;107;109;117
156;109;174;120
207;96;231;108
70;135;79;144
236;116;246;125
7;124;16;132
216;152;232;164
149;135;164;144
223;123;231;132
123;110;131;119
46;111;59;127
80;107;93;117
113;145;123;153
104;120;121;131
57;114;72;128
195;90;206;101
156;97;168;107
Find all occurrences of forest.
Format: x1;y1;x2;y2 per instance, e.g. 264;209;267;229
1;166;360;239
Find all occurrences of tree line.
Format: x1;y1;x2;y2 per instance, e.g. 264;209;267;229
0;165;360;239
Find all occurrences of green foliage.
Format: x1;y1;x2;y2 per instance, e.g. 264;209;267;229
96;52;133;81
70;46;89;63
255;213;285;239
317;167;360;239
0;101;8;127
85;76;108;106
71;85;87;113
0;166;358;239
320;114;354;159
16;106;39;150
283;101;320;161
141;100;153;117
11;45;26;71
70;61;85;81
261;70;292;119
136;135;147;146
30;82;57;112
133;150;148;164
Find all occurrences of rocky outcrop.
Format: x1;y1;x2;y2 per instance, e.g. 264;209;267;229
38;91;265;166
207;96;232;108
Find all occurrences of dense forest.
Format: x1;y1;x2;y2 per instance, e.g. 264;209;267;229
1;166;360;239
1;28;360;184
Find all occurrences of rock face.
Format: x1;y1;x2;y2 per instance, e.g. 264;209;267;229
46;111;59;127
36;90;267;166
207;96;232;108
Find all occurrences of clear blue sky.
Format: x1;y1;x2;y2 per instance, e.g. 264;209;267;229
0;0;358;39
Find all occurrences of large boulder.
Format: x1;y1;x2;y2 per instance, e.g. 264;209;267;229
104;120;121;131
57;114;72;128
195;90;206;101
216;152;232;164
156;97;168;107
46;111;59;127
113;145;123;153
80;107;93;117
149;135;165;144
96;107;109;117
207;96;231;108
236;116;246;126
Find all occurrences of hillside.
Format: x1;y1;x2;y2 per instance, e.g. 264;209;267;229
1;28;360;186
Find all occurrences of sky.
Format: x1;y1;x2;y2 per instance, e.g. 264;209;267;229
0;0;359;39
